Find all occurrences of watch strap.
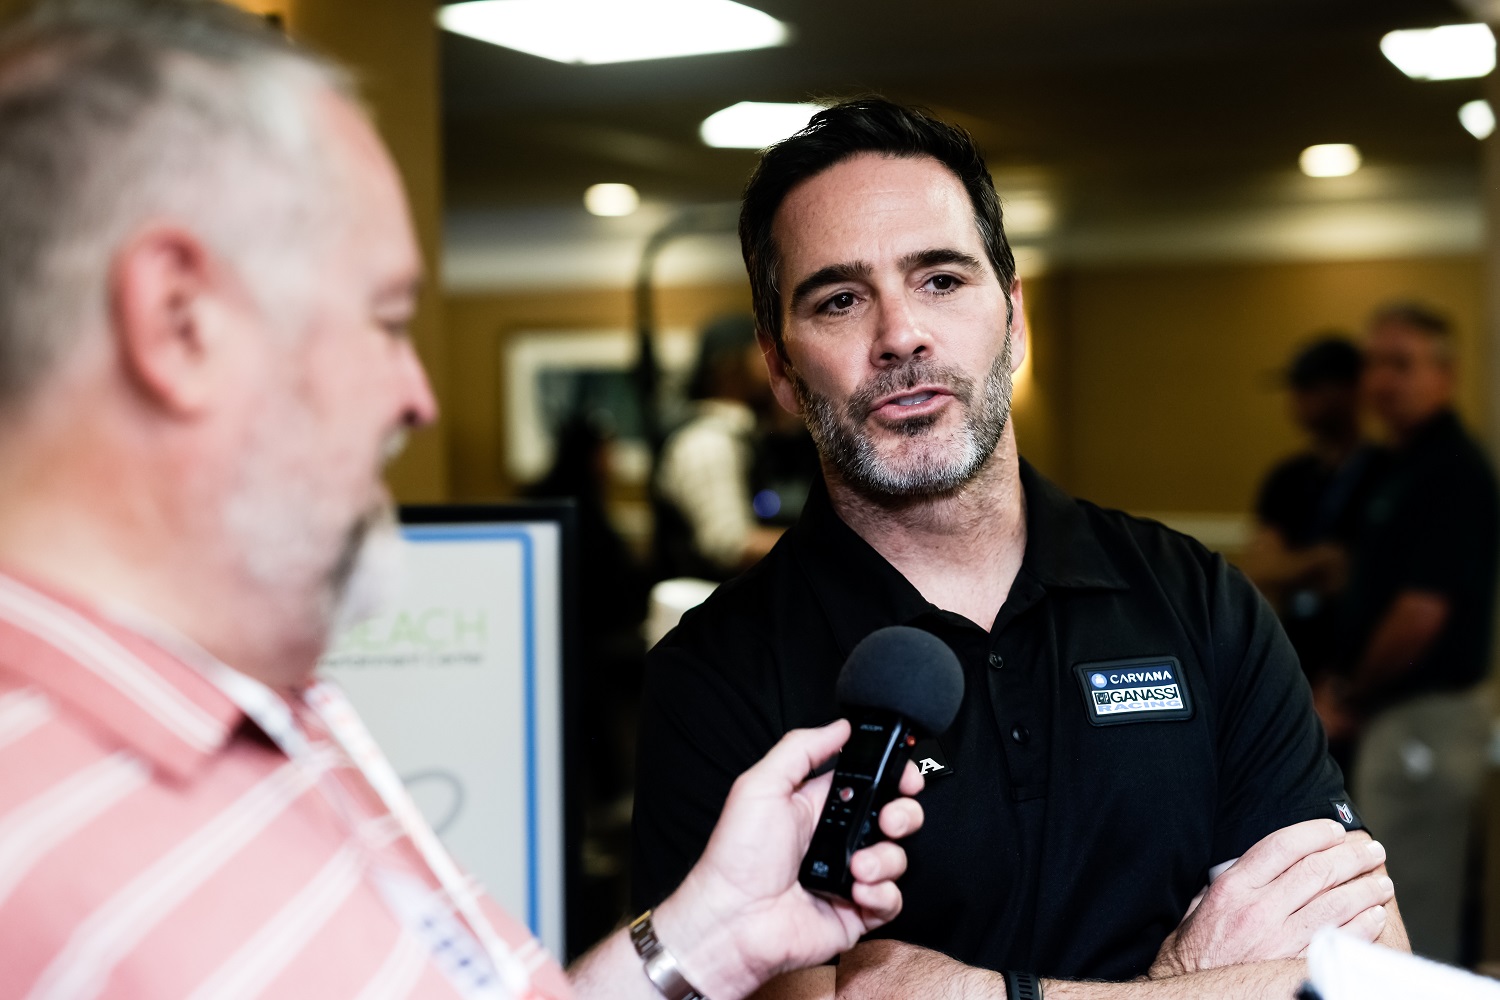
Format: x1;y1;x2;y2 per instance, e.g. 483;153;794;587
1004;970;1043;1000
629;911;707;1000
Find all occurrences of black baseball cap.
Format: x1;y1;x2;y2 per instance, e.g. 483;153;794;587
1285;335;1363;390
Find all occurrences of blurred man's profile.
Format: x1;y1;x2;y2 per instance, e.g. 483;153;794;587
0;3;924;997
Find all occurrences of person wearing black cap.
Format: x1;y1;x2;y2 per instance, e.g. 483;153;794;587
631;98;1408;1000
1243;335;1386;738
1323;303;1500;963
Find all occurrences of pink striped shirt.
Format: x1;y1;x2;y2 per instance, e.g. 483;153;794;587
0;571;572;1000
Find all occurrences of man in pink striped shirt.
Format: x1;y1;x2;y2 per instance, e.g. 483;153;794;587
0;3;924;998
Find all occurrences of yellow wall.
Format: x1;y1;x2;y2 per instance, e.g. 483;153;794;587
1049;255;1485;514
443;255;1486;514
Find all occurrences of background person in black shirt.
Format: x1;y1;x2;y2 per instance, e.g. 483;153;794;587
632;99;1407;1000
1324;302;1500;964
1243;336;1385;766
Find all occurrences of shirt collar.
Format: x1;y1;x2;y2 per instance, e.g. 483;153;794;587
1016;459;1131;591
0;570;244;781
791;458;1129;658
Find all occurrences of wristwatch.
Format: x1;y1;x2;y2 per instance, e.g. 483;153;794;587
629;910;708;1000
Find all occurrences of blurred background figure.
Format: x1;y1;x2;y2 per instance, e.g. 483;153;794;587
653;314;786;581
1244;335;1385;762
1325;303;1500;964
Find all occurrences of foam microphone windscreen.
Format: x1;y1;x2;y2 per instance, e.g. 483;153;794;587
835;626;964;735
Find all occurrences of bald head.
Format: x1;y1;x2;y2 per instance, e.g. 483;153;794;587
0;0;355;415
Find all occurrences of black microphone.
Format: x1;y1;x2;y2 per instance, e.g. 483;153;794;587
799;625;963;899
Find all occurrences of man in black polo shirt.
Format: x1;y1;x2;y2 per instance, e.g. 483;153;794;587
1326;303;1499;963
632;100;1406;998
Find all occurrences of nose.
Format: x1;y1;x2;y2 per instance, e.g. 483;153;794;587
398;341;440;429
870;291;933;367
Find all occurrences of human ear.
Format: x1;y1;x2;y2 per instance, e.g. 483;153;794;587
757;327;802;415
1006;279;1028;373
109;225;225;416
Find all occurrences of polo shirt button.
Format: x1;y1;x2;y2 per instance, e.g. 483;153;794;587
1010;724;1030;745
988;653;1003;669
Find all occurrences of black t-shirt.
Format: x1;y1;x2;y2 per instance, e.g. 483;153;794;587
1340;409;1500;701
1255;446;1385;548
632;460;1358;981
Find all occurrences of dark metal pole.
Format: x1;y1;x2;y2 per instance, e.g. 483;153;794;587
632;203;741;456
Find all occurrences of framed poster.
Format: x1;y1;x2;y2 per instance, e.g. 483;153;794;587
318;504;575;959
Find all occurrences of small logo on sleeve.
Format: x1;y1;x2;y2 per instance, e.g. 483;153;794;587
1074;657;1194;726
1330;798;1363;829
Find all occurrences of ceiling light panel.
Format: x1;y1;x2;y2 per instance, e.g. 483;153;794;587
438;0;790;65
700;101;825;149
584;183;641;216
1299;144;1362;178
1380;23;1495;80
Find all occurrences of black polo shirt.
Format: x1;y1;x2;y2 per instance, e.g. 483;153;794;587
632;460;1356;981
1340;409;1500;703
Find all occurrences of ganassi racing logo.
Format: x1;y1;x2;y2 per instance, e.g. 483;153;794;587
1093;684;1181;706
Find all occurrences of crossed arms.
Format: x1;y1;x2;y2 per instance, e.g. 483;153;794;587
755;818;1408;1000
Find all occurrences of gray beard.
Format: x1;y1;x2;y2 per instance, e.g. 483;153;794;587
789;335;1013;499
327;502;406;639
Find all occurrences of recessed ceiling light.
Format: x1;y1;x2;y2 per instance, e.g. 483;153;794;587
1002;194;1055;236
700;101;824;149
1299;144;1362;178
584;183;640;216
1460;99;1496;139
1380;23;1495;80
437;0;790;65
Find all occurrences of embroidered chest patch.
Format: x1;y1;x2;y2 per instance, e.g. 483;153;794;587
1073;656;1194;726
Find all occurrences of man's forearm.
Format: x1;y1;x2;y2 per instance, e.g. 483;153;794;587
569;925;670;1000
836;943;1307;1000
1355;591;1448;690
1048;962;1305;1000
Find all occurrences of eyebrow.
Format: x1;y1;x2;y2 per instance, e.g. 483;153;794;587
899;248;985;273
790;261;872;311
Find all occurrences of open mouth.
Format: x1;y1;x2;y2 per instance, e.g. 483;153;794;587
892;391;937;406
868;386;952;423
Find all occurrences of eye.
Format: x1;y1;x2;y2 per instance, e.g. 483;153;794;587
819;291;858;314
378;316;414;340
925;273;961;293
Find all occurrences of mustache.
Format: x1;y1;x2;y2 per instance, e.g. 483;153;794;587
844;360;977;422
381;429;409;466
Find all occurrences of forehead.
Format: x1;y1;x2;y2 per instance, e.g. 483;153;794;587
1367;321;1439;359
316;92;420;282
771;153;986;274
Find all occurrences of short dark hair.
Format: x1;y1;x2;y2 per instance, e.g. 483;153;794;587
738;98;1016;353
687;313;757;400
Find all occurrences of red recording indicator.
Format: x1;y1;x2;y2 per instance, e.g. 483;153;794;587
838;786;855;803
